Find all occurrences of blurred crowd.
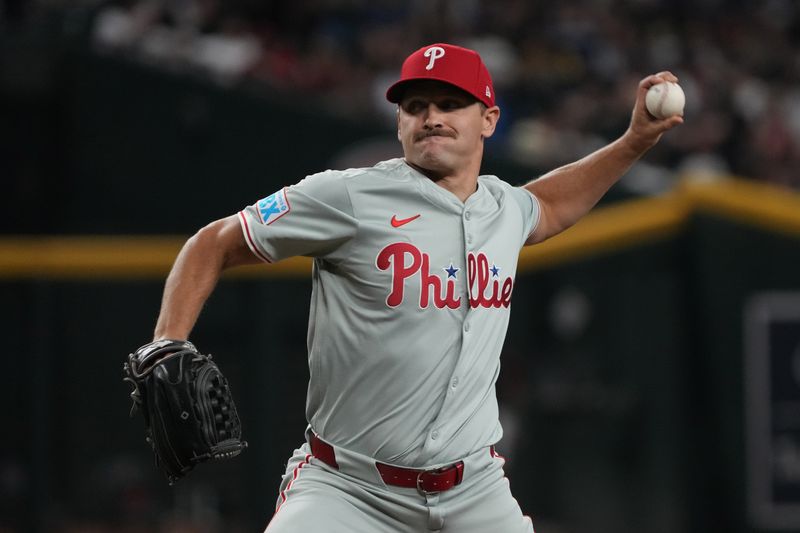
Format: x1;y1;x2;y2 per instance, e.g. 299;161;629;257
81;0;800;191
4;0;800;190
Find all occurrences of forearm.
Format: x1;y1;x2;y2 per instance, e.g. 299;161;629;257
153;215;257;340
526;133;644;240
153;231;225;340
525;72;683;244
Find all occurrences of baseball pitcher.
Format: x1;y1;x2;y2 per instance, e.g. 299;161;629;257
146;43;682;532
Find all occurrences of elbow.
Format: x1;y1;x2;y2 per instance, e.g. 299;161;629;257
191;214;254;270
186;218;233;270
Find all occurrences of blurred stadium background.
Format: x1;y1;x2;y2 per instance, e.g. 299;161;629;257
2;0;800;532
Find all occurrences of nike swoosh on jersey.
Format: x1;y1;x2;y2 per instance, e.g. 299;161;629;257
391;214;421;228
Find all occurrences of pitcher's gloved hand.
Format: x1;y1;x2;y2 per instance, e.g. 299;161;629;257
123;339;247;484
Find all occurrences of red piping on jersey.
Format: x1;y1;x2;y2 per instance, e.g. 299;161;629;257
274;453;312;516
493;447;532;529
490;446;506;462
238;211;273;263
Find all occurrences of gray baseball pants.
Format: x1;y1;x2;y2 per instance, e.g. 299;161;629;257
264;436;535;533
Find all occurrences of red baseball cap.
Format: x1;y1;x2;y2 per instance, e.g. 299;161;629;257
386;43;496;108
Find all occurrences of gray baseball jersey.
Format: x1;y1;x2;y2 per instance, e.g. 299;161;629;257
239;157;539;469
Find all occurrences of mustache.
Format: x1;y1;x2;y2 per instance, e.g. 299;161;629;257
414;129;456;142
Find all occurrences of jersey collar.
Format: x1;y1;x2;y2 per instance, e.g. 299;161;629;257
401;159;487;213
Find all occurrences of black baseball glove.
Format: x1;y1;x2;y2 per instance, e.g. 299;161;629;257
123;339;247;484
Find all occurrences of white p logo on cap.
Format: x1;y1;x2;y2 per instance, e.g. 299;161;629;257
424;46;445;70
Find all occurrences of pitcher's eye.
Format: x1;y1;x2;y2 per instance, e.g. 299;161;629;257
402;100;426;114
439;99;463;111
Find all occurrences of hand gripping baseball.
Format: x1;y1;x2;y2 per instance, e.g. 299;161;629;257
625;71;684;153
123;339;248;484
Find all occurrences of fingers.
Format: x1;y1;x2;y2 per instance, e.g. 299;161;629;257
634;71;685;123
639;71;679;91
642;115;683;139
627;72;685;148
646;107;684;130
663;114;684;129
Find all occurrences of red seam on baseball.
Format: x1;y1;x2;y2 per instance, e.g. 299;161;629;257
657;83;669;117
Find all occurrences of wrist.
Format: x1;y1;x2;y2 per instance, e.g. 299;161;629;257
619;129;654;157
153;326;191;342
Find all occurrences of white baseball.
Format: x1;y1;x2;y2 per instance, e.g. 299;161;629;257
645;81;685;119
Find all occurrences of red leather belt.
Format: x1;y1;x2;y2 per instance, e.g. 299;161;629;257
310;433;464;494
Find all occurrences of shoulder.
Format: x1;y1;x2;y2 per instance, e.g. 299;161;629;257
477;174;531;201
340;158;411;185
297;158;408;189
286;158;410;215
478;174;539;214
478;174;540;243
477;174;512;191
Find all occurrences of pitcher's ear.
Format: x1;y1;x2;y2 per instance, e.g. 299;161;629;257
482;106;501;139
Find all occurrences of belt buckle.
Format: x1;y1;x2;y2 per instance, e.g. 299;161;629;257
416;469;439;495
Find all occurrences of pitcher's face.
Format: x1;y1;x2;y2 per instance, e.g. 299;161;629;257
397;81;499;177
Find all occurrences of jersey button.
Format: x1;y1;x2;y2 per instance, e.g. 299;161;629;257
466;234;473;244
451;377;459;389
431;431;439;440
464;211;471;220
464;322;470;332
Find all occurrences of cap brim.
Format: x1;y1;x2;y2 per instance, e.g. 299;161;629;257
385;77;480;104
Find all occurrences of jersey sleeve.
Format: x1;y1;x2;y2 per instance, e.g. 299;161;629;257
510;186;541;246
238;170;358;262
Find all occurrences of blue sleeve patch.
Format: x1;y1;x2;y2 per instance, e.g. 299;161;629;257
256;188;290;225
